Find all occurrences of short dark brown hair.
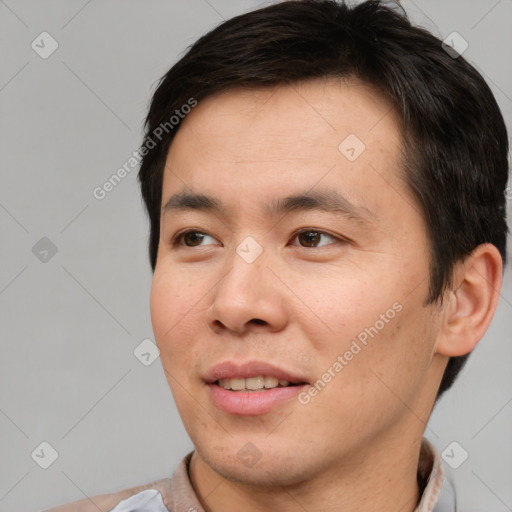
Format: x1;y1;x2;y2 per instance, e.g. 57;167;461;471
137;0;509;398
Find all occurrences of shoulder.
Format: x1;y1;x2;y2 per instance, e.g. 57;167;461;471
42;478;173;512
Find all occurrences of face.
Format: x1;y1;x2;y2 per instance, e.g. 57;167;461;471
150;78;445;486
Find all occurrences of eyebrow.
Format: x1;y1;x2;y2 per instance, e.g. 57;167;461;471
267;189;376;223
163;192;222;213
162;188;376;224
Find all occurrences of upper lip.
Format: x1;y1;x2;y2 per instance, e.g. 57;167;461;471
204;360;309;384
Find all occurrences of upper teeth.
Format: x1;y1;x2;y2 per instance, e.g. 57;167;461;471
217;376;292;391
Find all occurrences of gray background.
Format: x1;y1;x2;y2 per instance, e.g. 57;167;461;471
0;1;510;511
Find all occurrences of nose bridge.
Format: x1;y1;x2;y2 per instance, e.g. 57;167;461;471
208;241;288;333
218;232;268;291
217;246;268;308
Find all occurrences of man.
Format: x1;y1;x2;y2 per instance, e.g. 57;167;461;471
45;0;508;510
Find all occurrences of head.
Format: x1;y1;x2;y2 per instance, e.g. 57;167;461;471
138;0;508;486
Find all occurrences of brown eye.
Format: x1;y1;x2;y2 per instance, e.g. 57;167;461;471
298;231;321;247
294;230;339;248
183;232;205;246
174;230;217;247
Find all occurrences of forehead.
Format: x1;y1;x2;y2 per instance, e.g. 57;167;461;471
162;77;405;212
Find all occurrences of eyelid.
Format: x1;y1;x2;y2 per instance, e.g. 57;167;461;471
290;228;346;246
171;228;220;247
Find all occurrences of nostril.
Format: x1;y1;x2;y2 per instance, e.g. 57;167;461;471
208;320;225;333
251;318;266;325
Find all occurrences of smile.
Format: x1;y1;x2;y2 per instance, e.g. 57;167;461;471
205;360;310;415
216;376;301;391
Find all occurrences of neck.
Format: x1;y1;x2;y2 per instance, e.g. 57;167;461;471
189;430;424;512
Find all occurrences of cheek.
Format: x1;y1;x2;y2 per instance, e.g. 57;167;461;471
337;301;435;414
286;269;396;348
150;270;208;418
294;268;432;386
151;261;200;323
150;267;204;360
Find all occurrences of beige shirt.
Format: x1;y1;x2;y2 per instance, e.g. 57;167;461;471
43;438;445;512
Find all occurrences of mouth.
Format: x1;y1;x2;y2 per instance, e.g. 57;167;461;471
205;361;309;415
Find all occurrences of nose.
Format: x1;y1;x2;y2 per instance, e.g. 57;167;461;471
206;252;289;336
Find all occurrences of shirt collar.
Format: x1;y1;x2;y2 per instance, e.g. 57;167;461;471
414;438;445;512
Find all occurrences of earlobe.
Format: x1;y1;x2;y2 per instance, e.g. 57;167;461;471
435;243;503;357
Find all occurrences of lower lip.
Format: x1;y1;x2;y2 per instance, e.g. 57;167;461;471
207;383;307;415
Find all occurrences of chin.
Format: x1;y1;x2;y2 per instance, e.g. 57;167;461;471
199;444;316;487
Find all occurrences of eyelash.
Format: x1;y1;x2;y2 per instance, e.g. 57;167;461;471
171;228;344;248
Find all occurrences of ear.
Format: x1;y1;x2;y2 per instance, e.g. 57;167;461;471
435;243;503;357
